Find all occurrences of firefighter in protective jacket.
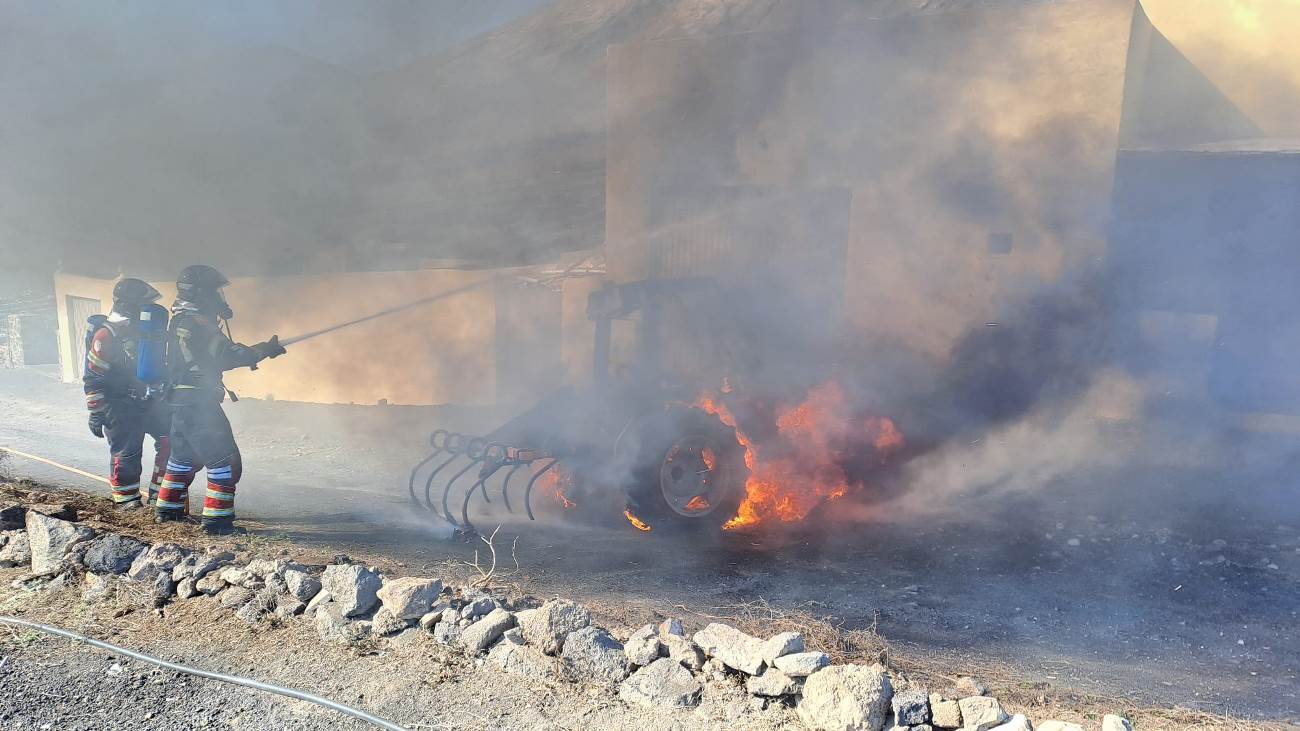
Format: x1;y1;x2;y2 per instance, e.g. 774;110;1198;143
158;265;285;534
83;278;171;509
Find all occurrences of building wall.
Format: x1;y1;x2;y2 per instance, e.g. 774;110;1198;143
605;0;1254;365
1109;149;1300;415
53;269;507;406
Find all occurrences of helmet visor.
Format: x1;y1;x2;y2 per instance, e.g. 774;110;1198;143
215;287;234;319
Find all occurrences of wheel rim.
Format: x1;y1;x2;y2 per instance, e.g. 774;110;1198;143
659;433;730;518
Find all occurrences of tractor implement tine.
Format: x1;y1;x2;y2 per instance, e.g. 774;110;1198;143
500;462;526;513
461;448;509;531
460;476;490;535
422;453;459;513
423;433;465;513
477;444;509;505
408;430;449;506
523;457;560;521
440;459;481;527
441;439;487;527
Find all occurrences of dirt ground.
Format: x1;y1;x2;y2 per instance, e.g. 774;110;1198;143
3;367;1299;728
0;484;1290;731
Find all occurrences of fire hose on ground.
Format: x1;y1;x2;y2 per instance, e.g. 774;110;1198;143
0;615;408;731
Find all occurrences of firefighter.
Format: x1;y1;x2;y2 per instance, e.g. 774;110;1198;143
84;278;172;509
157;264;285;534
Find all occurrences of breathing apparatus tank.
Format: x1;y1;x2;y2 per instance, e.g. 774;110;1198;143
135;302;169;390
82;314;108;360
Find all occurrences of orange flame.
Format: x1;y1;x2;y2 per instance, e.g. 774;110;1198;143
539;466;577;509
684;495;711;511
623;508;652;531
695;379;904;531
701;447;717;472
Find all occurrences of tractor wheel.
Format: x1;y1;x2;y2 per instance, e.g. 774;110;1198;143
627;407;746;532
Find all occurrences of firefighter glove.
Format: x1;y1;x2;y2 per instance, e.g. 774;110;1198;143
88;412;105;438
257;335;287;359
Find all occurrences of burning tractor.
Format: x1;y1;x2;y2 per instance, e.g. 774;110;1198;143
409;277;905;537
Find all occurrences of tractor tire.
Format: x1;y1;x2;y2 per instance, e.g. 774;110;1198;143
626;407;747;532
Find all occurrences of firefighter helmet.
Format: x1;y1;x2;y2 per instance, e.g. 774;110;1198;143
177;264;233;319
111;278;161;317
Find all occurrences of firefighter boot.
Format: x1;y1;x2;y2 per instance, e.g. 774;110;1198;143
200;516;241;535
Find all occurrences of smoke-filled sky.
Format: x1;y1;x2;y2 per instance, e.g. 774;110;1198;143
1;0;1297;278
1144;0;1300;136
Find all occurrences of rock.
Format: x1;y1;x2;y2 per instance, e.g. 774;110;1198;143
560;626;630;683
82;573;116;603
265;572;288;596
433;619;462;645
377;577;443;619
0;505;25;531
195;573;227;596
1036;722;1084;731
371;608;410;637
126;543;188;583
315;604;372;644
175;577;198;600
796;664;893;731
746;667;800;697
662;633;705;671
172;549;233;582
0;530;31;567
693;623;766;675
659;617;685;637
418;611;442;631
988;715;1032;731
244;558;285;579
26;513;94;576
774;651;830;677
235;590;275;624
284;568;323;603
460;607;515;654
320;564;382;617
151;573;176;606
29;503;75;520
1101;715;1134;731
219;566;262;590
42;573;72;593
957;696;1008;731
929;695;962;729
619;657;702;708
488;639;557;678
305;590;333;616
218;586;256;609
913;726;934;731
519;598;592;655
83;534;148;575
461;593;497;621
501;626;524;644
953;677;987;697
702;657;728;682
624;624;664;666
274;596;307;619
760;631;805;662
892;688;930;726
